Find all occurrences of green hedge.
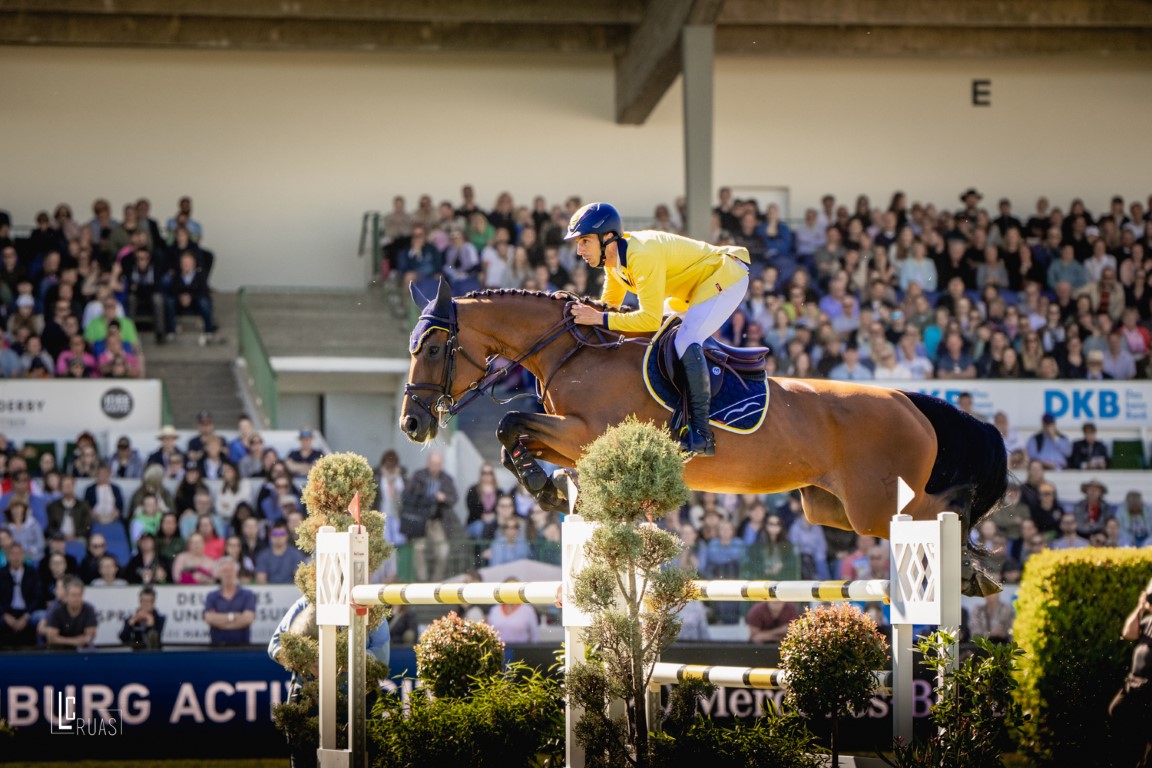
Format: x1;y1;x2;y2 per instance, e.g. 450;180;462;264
1013;547;1152;766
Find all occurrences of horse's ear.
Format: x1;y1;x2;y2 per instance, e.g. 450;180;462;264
409;280;429;307
433;278;453;317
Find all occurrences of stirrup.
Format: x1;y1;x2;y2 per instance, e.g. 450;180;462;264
680;425;715;459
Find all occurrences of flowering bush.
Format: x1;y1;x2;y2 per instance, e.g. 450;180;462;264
779;603;888;765
416;611;505;699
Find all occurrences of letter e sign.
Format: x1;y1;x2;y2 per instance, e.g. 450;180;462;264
972;79;992;107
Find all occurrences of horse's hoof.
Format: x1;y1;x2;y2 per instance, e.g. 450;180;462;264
961;565;1002;597
551;469;576;501
536;486;568;514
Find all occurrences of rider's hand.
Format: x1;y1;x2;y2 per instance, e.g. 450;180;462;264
570;303;603;326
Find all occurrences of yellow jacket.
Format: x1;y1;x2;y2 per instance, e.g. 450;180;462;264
601;230;750;333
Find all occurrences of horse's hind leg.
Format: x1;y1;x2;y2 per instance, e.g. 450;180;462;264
799;485;853;531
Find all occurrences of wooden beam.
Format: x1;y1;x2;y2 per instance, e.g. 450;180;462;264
719;0;1152;28
715;25;1152;56
614;0;724;125
0;0;644;25
0;13;628;53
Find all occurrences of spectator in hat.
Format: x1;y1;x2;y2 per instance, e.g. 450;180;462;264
1069;422;1109;470
1072;478;1115;539
285;428;325;477
146;425;185;472
1084;348;1113;381
108;436;145;479
1026;413;1072;470
186;411;217;462
958;188;983;221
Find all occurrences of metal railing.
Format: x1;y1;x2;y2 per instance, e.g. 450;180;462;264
236;287;279;428
359;210;383;279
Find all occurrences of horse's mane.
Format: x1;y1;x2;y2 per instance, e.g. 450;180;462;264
460;287;617;312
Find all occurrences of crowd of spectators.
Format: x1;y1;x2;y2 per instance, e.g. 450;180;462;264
382;185;1152;383
0;195;220;381
0;413;325;648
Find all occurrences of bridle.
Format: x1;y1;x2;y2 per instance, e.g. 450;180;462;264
403;294;636;429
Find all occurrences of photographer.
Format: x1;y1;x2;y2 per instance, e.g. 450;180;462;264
119;586;165;650
1109;576;1152;767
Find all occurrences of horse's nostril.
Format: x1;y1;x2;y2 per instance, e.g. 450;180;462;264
403;416;420;435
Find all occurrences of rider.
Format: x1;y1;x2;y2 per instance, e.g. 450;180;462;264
566;202;751;458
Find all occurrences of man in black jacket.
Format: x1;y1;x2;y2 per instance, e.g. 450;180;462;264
164;250;218;345
0;542;44;647
1069;422;1110;470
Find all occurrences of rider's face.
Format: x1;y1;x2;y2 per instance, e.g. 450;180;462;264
574;235;603;268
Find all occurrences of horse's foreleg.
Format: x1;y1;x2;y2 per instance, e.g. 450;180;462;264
497;411;584;512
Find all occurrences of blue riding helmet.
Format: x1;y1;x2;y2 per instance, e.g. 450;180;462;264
564;202;622;242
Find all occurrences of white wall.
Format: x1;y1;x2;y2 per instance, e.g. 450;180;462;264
2;47;1150;290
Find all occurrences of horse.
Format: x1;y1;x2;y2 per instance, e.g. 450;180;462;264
399;280;1008;595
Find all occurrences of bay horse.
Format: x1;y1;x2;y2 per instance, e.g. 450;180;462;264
399;280;1007;595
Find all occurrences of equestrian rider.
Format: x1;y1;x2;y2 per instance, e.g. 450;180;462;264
566;202;751;457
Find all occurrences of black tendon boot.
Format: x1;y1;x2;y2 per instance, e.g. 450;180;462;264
509;438;549;492
680;343;716;458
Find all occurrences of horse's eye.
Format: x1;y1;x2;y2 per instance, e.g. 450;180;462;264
428;345;441;357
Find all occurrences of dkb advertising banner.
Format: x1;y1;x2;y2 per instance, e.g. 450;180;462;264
884;379;1152;430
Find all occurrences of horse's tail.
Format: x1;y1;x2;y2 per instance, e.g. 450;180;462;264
902;391;1009;595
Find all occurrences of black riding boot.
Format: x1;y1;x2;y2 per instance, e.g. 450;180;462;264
680;343;716;458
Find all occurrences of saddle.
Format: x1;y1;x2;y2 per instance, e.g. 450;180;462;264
643;316;771;435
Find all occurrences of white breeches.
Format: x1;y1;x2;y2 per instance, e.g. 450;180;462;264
674;273;749;357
